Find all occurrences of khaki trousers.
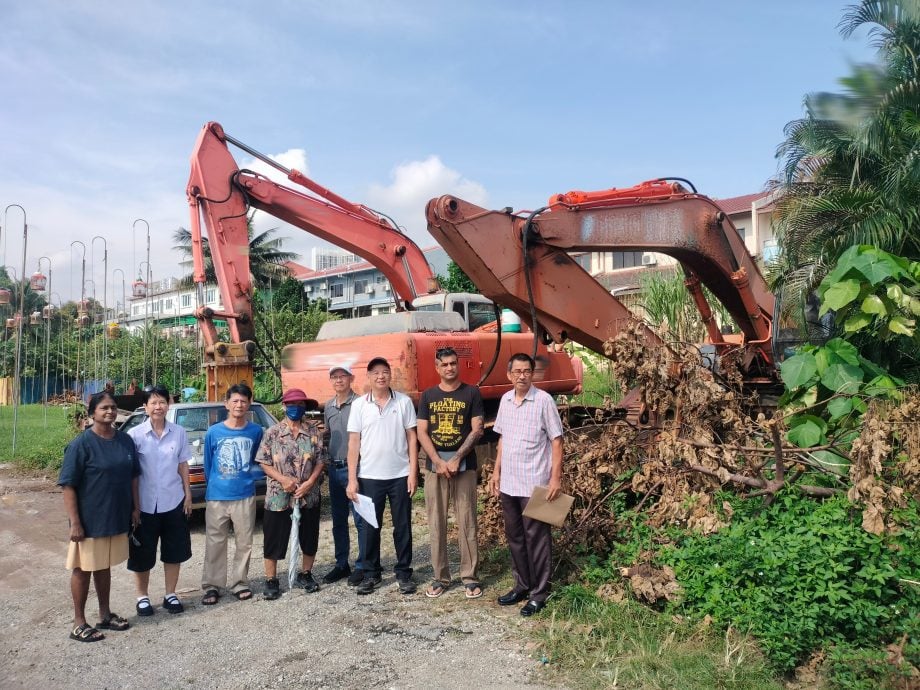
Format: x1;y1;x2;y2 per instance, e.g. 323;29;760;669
424;469;479;585
201;496;256;594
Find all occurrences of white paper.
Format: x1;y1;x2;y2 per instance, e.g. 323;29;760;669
354;493;379;528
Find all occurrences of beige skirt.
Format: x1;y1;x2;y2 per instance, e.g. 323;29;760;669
65;533;129;571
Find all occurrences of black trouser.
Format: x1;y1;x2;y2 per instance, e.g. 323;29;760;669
500;493;552;602
358;476;413;579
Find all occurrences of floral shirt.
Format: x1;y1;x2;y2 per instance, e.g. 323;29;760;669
255;420;326;511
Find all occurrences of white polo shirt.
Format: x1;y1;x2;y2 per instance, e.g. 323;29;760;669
347;389;417;480
128;419;193;513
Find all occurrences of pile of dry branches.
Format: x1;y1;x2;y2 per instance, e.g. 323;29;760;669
477;323;920;561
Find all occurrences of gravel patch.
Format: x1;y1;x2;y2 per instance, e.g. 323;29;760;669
0;469;565;689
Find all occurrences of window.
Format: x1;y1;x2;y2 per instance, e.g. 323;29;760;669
375;274;387;284
330;283;344;298
469;302;497;331
574;253;591;271
164;298;174;311
354;279;369;295
612;251;644;270
206;288;217;304
737;226;747;242
181;294;191;308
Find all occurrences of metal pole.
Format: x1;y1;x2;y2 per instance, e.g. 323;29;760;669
85;279;97;387
71;241;86;403
37;256;51;426
134;219;150;385
92;236;108;385
4;205;26;456
139;260;152;385
113;268;126;388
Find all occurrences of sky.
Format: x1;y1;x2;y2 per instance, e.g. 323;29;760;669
0;0;878;307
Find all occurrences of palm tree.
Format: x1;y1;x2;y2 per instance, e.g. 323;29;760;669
770;0;920;303
172;214;298;289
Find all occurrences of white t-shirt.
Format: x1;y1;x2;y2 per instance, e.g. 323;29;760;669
347;389;417;480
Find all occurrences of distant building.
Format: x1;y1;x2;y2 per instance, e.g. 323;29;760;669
291;246;451;318
311;247;362;271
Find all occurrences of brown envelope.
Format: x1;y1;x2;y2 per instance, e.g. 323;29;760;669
522;485;575;527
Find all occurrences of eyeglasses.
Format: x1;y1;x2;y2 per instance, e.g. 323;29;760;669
330;375;350;381
510;369;533;377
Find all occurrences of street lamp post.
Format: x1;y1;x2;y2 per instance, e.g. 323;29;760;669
113;268;127;388
71;240;86;401
92;236;108;384
4;205;27;456
85;279;98;385
36;256;51;425
138;260;152;385
134;219;150;383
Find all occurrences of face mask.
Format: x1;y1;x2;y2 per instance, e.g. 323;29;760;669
284;405;306;421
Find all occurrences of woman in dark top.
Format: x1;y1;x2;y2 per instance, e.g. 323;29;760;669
59;391;140;642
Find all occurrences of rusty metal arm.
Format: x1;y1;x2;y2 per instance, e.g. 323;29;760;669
535;191;774;368
187;122;438;340
426;196;667;355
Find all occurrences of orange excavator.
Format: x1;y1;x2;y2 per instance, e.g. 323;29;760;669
426;179;781;402
186;122;578;408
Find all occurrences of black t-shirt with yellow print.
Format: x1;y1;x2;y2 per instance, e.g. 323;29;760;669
417;383;484;472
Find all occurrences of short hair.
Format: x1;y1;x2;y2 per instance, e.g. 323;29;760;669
507;352;535;372
141;384;170;404
435;347;457;362
226;382;253;400
87;391;117;416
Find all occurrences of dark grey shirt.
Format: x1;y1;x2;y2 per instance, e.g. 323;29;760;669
324;391;357;464
58;429;140;538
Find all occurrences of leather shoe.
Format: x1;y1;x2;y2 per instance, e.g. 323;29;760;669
497;589;529;606
520;600;546;617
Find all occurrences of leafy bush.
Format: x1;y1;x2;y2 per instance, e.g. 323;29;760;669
659;492;919;674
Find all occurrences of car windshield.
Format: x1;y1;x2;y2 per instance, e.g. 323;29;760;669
120;404;277;467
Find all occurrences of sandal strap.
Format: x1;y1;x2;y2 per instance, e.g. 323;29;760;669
164;594;180;604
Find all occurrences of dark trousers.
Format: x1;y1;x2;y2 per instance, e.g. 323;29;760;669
500;493;552;602
359;476;413;579
328;464;366;570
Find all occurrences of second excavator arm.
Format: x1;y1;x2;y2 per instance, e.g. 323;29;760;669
427;180;776;381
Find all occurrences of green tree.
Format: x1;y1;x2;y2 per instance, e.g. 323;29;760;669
771;1;920;306
172;214;298;289
437;261;478;293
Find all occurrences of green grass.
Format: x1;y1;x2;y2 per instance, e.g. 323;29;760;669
0;403;79;469
534;586;782;690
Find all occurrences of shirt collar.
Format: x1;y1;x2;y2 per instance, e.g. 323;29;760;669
366;388;394;404
331;391;357;409
139;417;171;436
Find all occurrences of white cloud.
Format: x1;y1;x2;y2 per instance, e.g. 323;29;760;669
243;149;311;238
366;156;488;244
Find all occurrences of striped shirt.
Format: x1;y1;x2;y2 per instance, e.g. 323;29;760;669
493;385;564;497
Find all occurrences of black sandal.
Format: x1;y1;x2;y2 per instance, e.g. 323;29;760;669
201;589;220;605
233;588;253;601
97;613;130;631
70;623;105;642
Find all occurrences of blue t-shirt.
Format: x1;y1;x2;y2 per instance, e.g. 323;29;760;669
58;429;140;538
203;421;264;501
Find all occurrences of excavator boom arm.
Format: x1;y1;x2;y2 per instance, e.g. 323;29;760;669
186;121;438;346
427;182;776;376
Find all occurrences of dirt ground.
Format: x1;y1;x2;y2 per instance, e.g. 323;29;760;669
0;465;565;690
